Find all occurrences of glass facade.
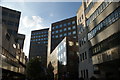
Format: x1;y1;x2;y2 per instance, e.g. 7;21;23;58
86;2;111;26
88;7;120;40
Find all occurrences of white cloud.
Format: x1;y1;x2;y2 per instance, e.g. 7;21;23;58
18;16;49;57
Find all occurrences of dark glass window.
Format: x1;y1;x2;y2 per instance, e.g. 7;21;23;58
68;22;71;25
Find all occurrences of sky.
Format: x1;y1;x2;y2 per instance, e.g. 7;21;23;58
0;2;82;57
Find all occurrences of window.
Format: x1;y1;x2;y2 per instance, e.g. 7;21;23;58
3;11;8;16
6;33;10;41
56;30;58;33
81;70;83;77
72;26;76;29
60;29;62;32
60;24;62;28
52;36;54;38
82;15;84;19
9;13;16;18
73;31;76;34
85;52;87;59
60;34;62;37
64;33;67;36
56;25;58;29
52;31;54;34
64;28;67;31
68;22;71;25
68;32;71;35
55;35;58;38
52;27;54;30
68;27;71;30
69;41;74;46
7;21;14;26
88;7;120;40
86;2;111;26
64;23;67;26
72;21;75;24
73;36;76;38
82;53;84;60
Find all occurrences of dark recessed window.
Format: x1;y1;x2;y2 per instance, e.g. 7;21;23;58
6;33;10;41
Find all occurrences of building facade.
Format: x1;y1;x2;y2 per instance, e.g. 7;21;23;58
85;1;120;80
77;1;94;79
47;16;78;67
1;6;21;38
29;28;49;67
17;34;25;49
50;37;79;80
1;6;27;80
50;16;78;53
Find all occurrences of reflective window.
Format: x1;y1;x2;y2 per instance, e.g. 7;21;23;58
68;27;71;30
60;34;62;37
64;28;67;31
56;25;59;29
72;26;76;29
73;31;76;34
55;35;58;38
68;32;71;35
88;7;120;40
68;22;71;25
72;21;75;24
60;24;62;28
56;30;58;33
52;27;54;30
52;31;54;34
86;2;111;26
60;29;62;32
64;23;67;26
64;33;67;36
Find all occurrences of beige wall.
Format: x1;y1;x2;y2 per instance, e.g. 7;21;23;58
88;2;119;31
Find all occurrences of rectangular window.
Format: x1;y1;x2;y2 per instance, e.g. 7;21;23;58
60;34;62;37
60;24;62;28
68;27;71;30
52;31;54;34
73;31;76;34
68;32;71;35
85;52;87;59
68;22;71;25
64;28;67;31
55;35;58;38
72;21;75;24
64;23;67;26
81;70;83;78
86;69;88;78
64;33;67;36
72;26;76;29
2;11;8;16
83;53;84;60
60;29;62;32
56;25;58;29
52;27;54;29
56;30;58;33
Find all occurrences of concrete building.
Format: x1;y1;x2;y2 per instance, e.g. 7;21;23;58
50;37;79;80
29;28;49;67
1;25;27;80
17;34;25;49
50;16;78;53
0;6;27;80
77;1;94;79
85;1;120;80
47;16;78;67
1;6;21;38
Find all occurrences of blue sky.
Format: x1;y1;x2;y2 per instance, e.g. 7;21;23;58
0;2;82;57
